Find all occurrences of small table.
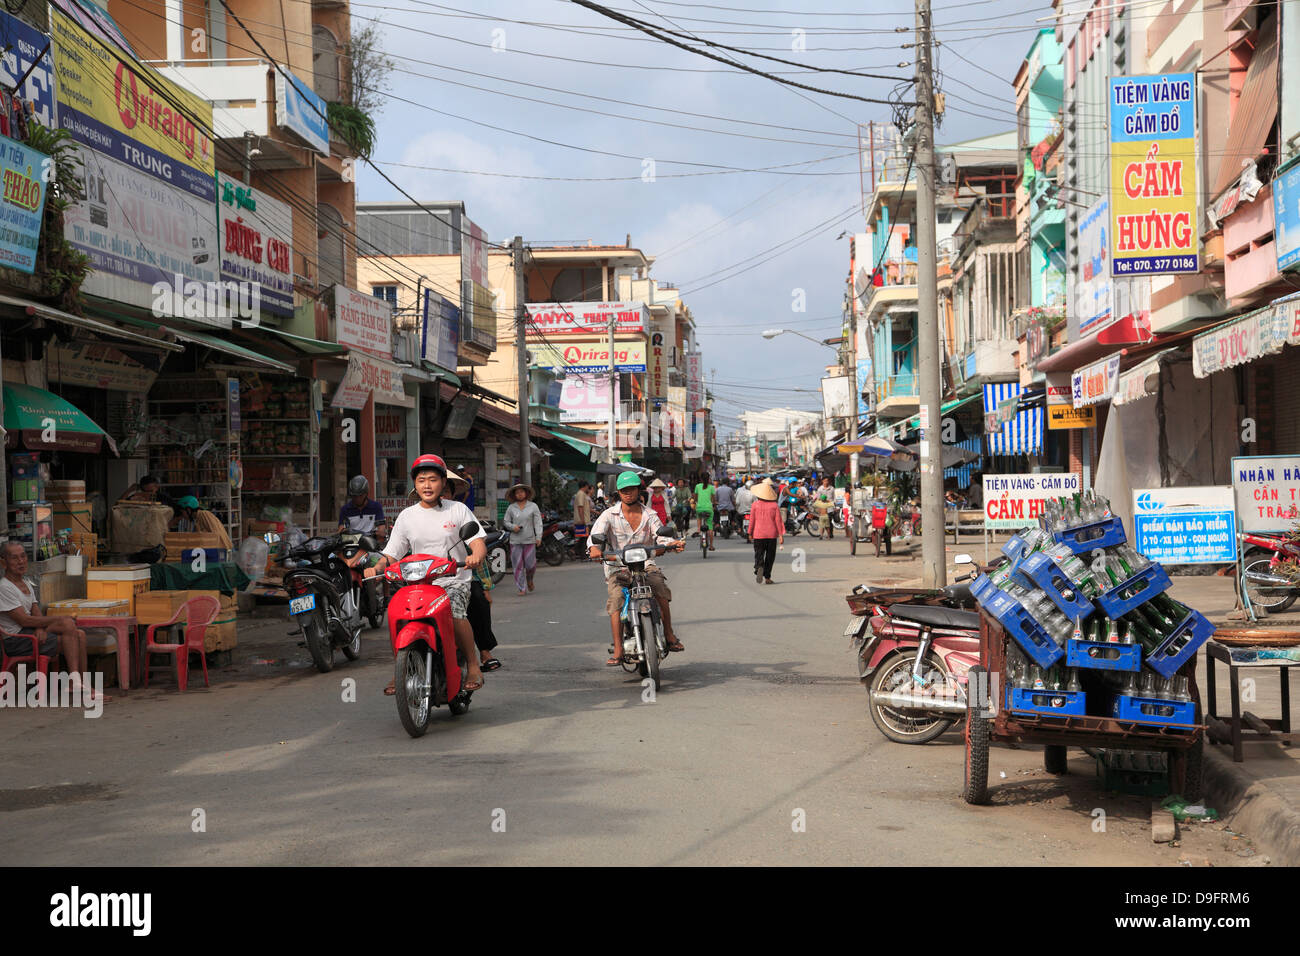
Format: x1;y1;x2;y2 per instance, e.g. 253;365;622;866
1204;639;1300;762
76;615;138;692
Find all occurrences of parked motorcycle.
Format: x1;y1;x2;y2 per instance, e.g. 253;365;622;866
483;523;511;585
845;554;986;744
1238;531;1300;612
386;522;482;737
539;511;567;566
281;533;378;673
784;505;811;536
592;529;681;691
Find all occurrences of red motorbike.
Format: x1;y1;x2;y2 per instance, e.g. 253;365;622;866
845;555;985;744
385;522;480;737
1238;531;1300;613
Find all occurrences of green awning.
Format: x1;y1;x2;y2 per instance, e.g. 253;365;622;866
263;327;345;355
552;431;594;456
3;382;117;454
103;312;296;372
898;392;982;430
421;360;462;387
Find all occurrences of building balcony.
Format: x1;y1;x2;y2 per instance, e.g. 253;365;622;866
528;402;562;426
874;372;919;421
457;317;497;367
961;340;1020;385
1224;183;1280;303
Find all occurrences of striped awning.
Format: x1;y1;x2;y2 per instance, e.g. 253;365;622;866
983;383;1043;456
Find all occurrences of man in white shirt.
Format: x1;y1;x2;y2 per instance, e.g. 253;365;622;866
0;540;95;696
734;481;755;541
368;454;487;696
588;473;685;667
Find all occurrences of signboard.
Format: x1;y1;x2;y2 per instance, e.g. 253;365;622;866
1275;158;1300;272
273;69;329;154
686;351;703;411
330;352;410;409
375;408;405;455
460;216;489;287
648;316;669;399
821;376;853;420
335;284;393;358
1072;352;1121;407
1191;306;1287;378
443;393;482;440
1047;404;1096;429
1074;198;1113;336
1232;455;1300;532
65;145;221;317
528;338;646;373
982;472;1081;529
1133;486;1237;564
0;133;49;273
524;301;648;336
216;173;293;317
0;10;56;127
1108;74;1199;276
420;289;460;372
558;375;618;423
51;9;215;197
227;376;240;432
48;341;157;392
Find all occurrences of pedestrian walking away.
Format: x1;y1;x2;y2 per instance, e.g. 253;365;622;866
749;479;783;584
505;483;542;595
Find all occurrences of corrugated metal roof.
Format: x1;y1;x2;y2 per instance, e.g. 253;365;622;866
1212;25;1279;198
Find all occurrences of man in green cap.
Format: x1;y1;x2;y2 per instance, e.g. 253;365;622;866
171;495;232;549
587;472;685;667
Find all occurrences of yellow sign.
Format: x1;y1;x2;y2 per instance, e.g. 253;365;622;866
51;10;215;193
1048;404;1096;430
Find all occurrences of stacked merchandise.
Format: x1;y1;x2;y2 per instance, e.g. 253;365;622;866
972;490;1214;726
7;453;56;560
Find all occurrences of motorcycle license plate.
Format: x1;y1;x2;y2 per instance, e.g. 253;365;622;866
552;530;566;540
289;594;316;615
844;615;868;638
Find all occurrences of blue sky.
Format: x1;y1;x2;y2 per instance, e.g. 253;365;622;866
351;0;1046;434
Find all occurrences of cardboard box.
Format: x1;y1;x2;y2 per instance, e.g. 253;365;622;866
53;504;92;534
134;591;188;625
165;532;227;551
203;615;237;652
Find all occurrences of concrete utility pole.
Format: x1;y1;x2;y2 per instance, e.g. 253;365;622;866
848;293;860;491
514;235;532;488
607;307;617;464
915;0;945;587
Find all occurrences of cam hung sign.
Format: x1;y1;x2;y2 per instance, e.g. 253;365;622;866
1108;74;1199;276
1231;455;1300;532
982;472;1081;529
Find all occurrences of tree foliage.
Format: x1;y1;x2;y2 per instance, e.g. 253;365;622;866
348;21;395;116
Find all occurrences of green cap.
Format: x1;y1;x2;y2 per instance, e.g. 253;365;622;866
615;472;643;491
177;495;199;510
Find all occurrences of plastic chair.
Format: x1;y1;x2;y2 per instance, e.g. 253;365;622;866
142;596;221;691
1;631;53;702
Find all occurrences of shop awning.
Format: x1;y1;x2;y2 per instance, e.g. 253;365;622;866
1113;348;1181;406
420;360;462;387
899;392;982;430
170;326;296;372
547;430;595;456
1035;312;1154;372
2;382;118;454
3;295;184;353
261;327;345;355
1191;305;1289;378
983;382;1042;455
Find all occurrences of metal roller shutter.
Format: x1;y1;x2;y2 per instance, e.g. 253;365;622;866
1273;351;1300;454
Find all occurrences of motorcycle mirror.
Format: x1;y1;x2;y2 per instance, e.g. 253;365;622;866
459;521;481;540
590;534;607;547
953;553;973;565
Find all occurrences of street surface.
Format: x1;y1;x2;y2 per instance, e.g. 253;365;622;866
3;534;1260;865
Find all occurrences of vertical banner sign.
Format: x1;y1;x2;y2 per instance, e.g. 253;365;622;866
686;352;703;411
1109;74;1199;276
0;134;49;273
420;289;460;372
1231;455;1300;532
215;173;293;317
1075;198;1113;336
982;473;1081;529
1132;486;1236;564
1275;158;1300;272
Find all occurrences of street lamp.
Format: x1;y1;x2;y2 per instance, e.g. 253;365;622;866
761;329;841;351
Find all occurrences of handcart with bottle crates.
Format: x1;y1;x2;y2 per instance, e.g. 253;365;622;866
961;491;1208;805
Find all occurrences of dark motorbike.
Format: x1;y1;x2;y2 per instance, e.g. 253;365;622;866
281;533;378;673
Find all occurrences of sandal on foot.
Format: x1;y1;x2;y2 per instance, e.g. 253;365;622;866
667;639;685;652
481;657;502;671
383;680;396;696
463;676;485;692
606;656;624;666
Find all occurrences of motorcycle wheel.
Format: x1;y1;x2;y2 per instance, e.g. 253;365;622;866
641;612;661;691
1242;555;1297;612
867;650;956;745
395;646;432;737
341;625;362;661
540;540;565;567
701;533;709;559
488;545;509;585
721;520;732;540
962;673;991;805
304;615;335;673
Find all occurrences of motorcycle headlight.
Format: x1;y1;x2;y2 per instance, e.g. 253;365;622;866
401;559;434;582
623;547;649;564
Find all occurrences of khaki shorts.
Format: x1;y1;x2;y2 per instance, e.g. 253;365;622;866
605;568;671;616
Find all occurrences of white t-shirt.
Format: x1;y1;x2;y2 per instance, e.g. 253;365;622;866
383;499;486;585
0;576;38;634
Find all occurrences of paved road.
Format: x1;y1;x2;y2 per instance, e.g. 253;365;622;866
3;534;1256;865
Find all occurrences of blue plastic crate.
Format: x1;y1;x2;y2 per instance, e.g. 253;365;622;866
1145;609;1215;680
1110;693;1196;726
1007;685;1087;717
982;589;1065;669
1019;552;1098;620
1094;563;1172;620
1052;516;1127;554
1066;638;1142;671
1001;534;1033;561
971;573;1000;606
180;547;229;565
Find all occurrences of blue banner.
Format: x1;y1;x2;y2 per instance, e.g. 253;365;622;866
1134;510;1236;564
1275;158;1300;272
0;133;50;274
421;289;460;373
274;70;329;154
0;11;56;127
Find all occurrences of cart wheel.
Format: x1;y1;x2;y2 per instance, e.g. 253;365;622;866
962;665;990;805
1044;744;1068;775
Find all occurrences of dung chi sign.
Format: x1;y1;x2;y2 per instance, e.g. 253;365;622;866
1109;74;1199;276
